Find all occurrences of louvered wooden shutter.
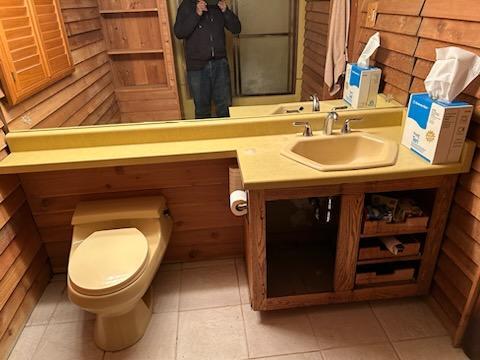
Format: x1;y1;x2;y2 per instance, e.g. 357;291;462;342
0;0;73;105
0;0;50;104
29;0;73;78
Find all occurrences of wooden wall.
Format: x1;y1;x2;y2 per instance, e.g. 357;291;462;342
301;0;331;100
0;130;50;358
19;158;244;273
0;0;120;130
352;0;480;346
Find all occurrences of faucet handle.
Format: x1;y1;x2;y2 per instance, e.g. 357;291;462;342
293;121;313;137
341;118;362;134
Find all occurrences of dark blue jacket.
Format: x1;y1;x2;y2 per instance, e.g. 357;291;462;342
174;0;241;70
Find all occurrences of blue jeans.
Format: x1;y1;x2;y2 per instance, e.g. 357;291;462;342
187;58;232;119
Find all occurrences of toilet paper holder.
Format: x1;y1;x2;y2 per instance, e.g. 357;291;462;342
235;203;248;212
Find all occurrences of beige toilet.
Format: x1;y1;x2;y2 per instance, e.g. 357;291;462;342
67;196;173;351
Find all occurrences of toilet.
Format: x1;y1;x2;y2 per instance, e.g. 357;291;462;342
67;196;173;351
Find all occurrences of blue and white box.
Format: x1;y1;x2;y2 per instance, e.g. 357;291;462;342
401;93;473;164
343;63;381;108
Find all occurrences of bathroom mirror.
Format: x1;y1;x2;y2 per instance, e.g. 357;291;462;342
0;0;403;132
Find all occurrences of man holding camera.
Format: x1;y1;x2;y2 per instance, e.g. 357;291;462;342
174;0;241;119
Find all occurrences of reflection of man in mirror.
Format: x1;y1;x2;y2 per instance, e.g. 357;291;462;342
174;0;241;119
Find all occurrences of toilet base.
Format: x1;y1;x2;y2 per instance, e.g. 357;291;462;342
93;287;153;351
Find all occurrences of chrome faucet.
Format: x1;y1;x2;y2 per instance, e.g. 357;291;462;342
293;121;313;137
324;106;348;135
310;94;320;112
341;118;363;134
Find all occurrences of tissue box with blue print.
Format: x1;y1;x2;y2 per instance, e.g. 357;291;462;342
343;63;381;108
401;93;473;164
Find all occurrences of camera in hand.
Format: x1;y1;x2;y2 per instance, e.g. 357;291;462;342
205;0;218;5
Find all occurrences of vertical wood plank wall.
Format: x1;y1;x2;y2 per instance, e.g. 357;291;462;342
0;0;120;130
0;131;50;358
350;0;480;346
300;0;331;100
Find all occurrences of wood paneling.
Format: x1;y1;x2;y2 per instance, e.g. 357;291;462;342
0;0;120;129
0;128;50;359
19;158;244;273
301;0;331;101
353;3;420;105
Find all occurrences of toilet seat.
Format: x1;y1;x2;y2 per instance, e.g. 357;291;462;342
69;228;149;296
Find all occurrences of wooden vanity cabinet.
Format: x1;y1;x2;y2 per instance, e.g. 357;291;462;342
244;175;458;311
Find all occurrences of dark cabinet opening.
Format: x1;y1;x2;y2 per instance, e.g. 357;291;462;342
265;196;340;298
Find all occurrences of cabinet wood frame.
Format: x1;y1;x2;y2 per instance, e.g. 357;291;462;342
245;174;458;311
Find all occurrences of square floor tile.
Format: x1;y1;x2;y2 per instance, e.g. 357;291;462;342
243;304;319;358
322;343;399;360
179;263;240;311
50;291;95;324
27;281;65;326
105;312;177;360
177;305;248;360
308;303;387;350
8;325;46;360
153;270;181;313
33;320;103;360
235;258;250;304
393;336;469;360
370;298;447;341
255;352;324;360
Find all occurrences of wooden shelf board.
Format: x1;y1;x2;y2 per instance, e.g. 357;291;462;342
108;49;164;55
357;254;423;266
100;8;159;14
115;84;169;92
355;279;417;289
360;228;428;238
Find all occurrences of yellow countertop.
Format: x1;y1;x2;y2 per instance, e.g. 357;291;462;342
0;106;475;190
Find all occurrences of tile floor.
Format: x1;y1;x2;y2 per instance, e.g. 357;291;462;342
9;258;470;360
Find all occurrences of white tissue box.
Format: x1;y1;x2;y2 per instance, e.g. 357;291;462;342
401;93;473;164
343;63;381;108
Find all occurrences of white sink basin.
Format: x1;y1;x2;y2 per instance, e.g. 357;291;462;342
281;132;399;171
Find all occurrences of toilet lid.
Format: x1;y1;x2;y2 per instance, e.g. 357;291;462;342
69;228;149;296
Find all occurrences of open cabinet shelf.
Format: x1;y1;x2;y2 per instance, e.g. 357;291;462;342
361;217;429;238
357;254;423;266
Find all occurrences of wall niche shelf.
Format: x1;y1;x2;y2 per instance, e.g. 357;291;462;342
99;8;159;14
107;49;164;55
98;0;181;121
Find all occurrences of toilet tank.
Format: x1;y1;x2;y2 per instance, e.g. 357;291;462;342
72;196;168;225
